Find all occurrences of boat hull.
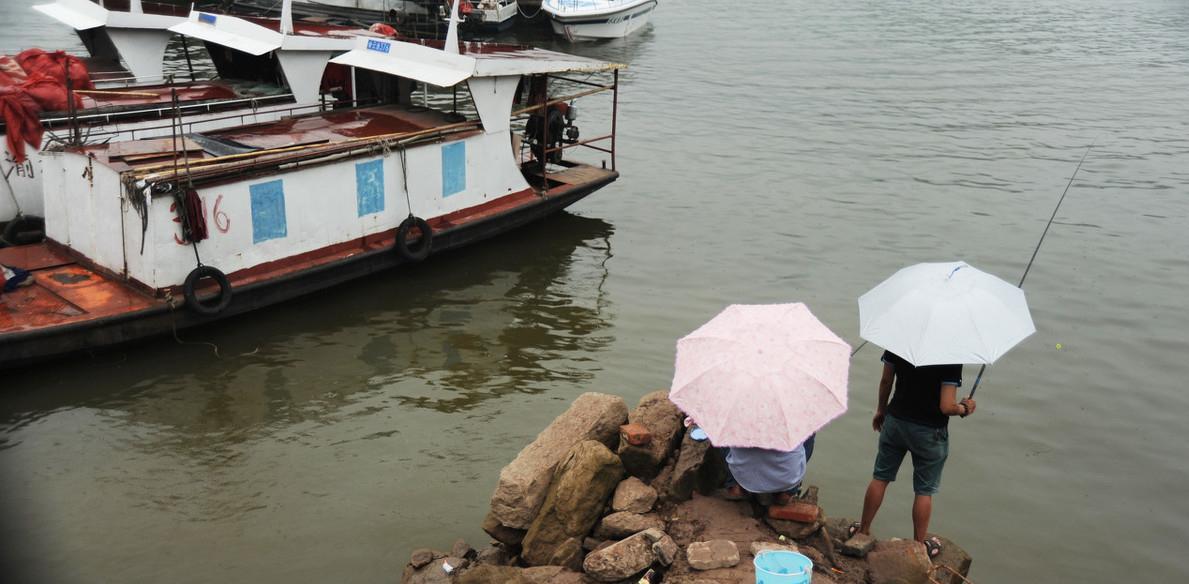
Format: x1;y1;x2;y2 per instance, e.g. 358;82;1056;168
546;0;655;40
0;170;617;369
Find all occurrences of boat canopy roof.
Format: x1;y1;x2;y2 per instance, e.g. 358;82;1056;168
34;0;183;31
169;10;376;56
329;37;624;88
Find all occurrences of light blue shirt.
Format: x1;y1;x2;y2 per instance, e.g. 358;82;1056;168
726;445;807;494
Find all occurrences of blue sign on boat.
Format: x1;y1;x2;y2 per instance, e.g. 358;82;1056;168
198;13;217;24
250;180;288;243
366;39;392;54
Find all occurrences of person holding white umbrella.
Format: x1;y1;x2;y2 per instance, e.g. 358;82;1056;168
850;261;1035;558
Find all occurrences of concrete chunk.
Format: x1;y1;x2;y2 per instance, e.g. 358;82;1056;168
686;540;739;570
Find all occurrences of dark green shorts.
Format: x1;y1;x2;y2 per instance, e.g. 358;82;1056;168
873;414;949;495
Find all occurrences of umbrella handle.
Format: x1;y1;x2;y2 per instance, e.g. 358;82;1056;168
965;365;986;403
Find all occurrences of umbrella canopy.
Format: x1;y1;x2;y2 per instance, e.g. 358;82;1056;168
858;261;1036;366
668;303;851;451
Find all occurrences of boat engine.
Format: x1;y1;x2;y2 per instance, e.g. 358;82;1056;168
526;102;579;164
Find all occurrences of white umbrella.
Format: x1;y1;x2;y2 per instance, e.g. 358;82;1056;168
858;261;1035;366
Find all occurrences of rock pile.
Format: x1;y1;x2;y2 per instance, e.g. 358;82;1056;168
400;392;974;584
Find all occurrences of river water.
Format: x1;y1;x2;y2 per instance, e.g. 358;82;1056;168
2;1;1188;582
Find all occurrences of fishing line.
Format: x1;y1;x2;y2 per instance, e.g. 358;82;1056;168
967;138;1097;399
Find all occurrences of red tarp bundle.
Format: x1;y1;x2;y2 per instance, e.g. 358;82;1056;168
15;49;93;91
0;49;93;162
368;22;398;37
0;86;44;162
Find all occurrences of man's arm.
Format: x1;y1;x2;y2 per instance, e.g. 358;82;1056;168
873;362;894;431
938;384;976;417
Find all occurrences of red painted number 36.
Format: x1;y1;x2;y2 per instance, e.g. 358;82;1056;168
171;194;231;245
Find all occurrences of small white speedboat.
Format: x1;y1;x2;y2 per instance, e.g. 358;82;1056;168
542;0;656;41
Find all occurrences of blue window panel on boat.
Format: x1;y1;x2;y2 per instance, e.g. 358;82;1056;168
250;180;287;243
356;160;385;216
441;142;466;197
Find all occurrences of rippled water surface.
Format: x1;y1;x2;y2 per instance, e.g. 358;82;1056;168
3;1;1189;582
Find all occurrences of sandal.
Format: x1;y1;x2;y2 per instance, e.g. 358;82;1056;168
723;485;747;501
924;536;943;559
846;521;861;539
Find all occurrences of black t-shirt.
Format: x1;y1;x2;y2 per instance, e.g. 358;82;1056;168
882;351;963;428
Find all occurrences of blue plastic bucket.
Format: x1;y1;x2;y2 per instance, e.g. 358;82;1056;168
753;550;812;584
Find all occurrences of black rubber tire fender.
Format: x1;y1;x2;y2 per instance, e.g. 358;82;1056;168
183;265;233;316
396;216;433;262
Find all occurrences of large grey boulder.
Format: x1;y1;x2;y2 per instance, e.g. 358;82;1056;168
611;477;658;514
592;512;666;540
490;393;628;530
582;528;669;582
618;391;685;480
521;440;626;568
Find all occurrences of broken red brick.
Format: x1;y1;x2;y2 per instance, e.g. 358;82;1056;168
620;423;652;446
767;501;820;523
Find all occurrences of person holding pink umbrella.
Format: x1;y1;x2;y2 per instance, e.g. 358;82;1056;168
668;303;851;506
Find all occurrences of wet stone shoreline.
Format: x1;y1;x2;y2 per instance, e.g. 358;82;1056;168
401;393;973;584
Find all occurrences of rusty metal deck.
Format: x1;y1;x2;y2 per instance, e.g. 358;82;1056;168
0;244;161;334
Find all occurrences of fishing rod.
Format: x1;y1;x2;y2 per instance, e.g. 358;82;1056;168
967;139;1097;399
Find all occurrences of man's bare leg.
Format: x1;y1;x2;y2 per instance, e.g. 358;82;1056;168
859;479;889;535
912;494;933;542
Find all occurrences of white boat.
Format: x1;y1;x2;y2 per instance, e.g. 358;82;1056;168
472;0;519;32
541;0;656;41
32;0;187;83
2;0;379;227
0;2;625;366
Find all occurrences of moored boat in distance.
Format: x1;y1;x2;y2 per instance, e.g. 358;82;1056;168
541;0;656;41
2;2;388;228
0;22;624;368
471;0;519;32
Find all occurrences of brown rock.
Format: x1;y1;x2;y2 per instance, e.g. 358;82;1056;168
474;544;510;566
581;530;657;582
868;539;932;584
592;511;666;539
452;539;475;560
410;548;436;569
483;511;527;547
618;391;685;480
611;477;658;514
661;432;713;499
766;513;823;541
840;532;874;558
402;558;454;584
457;565;524;584
521;566;565;584
823;516;857;544
491;393;629;529
929;535;972;584
750;540;799;556
652;534;679;566
521;440;626;568
685;540;740;570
